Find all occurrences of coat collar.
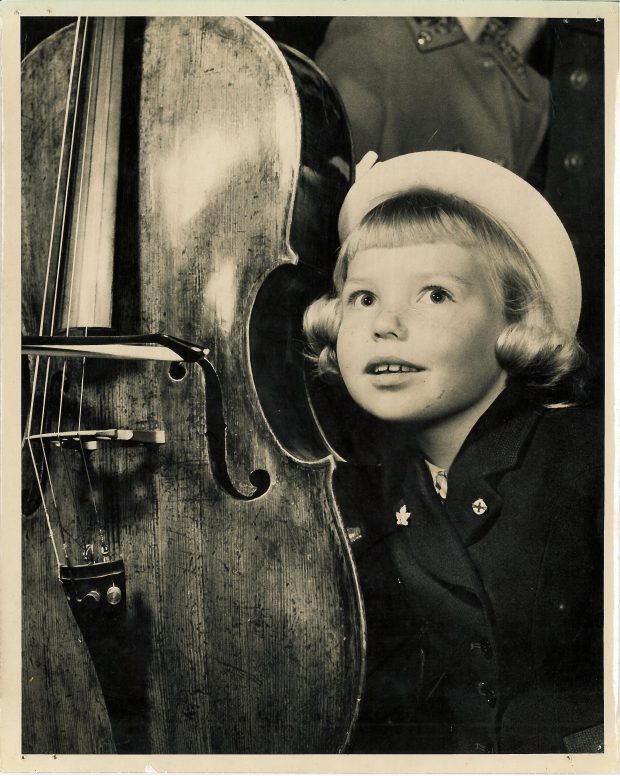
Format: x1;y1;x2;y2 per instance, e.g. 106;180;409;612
405;17;532;101
450;384;542;479
405;17;467;52
386;385;542;482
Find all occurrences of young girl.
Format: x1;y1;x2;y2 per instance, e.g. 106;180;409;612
304;152;603;754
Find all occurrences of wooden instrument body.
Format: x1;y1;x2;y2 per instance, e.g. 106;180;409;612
22;17;362;754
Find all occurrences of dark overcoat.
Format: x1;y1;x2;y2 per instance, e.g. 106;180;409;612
333;387;603;754
315;17;549;175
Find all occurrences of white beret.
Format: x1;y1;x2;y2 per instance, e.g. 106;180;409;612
338;151;581;336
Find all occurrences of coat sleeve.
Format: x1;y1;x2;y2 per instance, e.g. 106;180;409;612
332;461;427;752
314;19;390;162
500;459;604;753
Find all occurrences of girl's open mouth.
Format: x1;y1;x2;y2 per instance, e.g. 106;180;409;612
365;358;423;375
370;363;419;374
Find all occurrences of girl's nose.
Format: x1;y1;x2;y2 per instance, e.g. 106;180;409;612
373;309;408;340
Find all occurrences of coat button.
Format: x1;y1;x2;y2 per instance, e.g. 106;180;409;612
477;681;497;707
472;498;488;515
564;152;584;172
569;67;590;90
470;638;493;659
417;30;432;46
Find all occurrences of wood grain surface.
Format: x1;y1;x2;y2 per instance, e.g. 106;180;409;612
22;17;363;754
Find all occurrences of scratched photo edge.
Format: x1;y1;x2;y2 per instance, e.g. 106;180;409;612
1;0;618;773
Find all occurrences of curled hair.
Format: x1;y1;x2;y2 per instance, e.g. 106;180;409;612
303;189;587;404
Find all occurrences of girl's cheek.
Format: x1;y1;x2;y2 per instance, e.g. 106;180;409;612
337;314;359;338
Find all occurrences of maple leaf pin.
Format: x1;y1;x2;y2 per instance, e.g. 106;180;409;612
395;505;411;526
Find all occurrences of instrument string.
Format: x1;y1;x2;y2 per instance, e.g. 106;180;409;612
77;340;106;560
49;18;89;339
27;440;63;569
26;19;89;569
62;22;113;561
64;21;110;561
56;21;99;559
23;18;84;448
70;22;110;552
53;19;92;565
26;354;65;567
58;428;92;561
34;18;85;340
26;354;64;568
62;21;96;340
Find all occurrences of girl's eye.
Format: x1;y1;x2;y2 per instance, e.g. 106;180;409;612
348;291;376;308
422;286;452;304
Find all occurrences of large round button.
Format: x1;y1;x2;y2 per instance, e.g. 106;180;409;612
569;68;590;90
564;152;584;172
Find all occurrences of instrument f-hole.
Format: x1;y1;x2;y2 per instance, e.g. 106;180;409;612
168;362;188;382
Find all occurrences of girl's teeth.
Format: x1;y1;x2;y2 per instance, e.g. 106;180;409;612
374;364;416;374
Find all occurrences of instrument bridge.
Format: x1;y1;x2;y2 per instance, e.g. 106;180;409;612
27;428;166;451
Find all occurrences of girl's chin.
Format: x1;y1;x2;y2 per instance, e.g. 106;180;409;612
363;403;429;424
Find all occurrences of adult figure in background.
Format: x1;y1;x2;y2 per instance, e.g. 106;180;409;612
542;18;604;403
315;17;548;177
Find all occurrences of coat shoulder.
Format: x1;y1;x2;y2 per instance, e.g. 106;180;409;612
530;405;603;477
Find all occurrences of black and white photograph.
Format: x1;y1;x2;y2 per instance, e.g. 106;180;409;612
1;1;617;771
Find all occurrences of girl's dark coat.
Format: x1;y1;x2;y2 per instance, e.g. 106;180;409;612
334;387;603;754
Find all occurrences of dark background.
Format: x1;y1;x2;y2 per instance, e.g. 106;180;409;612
21;16;605;403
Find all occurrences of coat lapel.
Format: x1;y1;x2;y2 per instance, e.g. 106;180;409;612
446;390;541;546
374;387;543;602
380;454;486;599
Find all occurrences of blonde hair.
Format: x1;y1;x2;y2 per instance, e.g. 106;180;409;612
303;189;587;406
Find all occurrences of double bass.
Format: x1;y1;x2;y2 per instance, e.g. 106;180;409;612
21;16;364;754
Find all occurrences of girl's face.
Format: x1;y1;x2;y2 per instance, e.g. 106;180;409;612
336;241;507;426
